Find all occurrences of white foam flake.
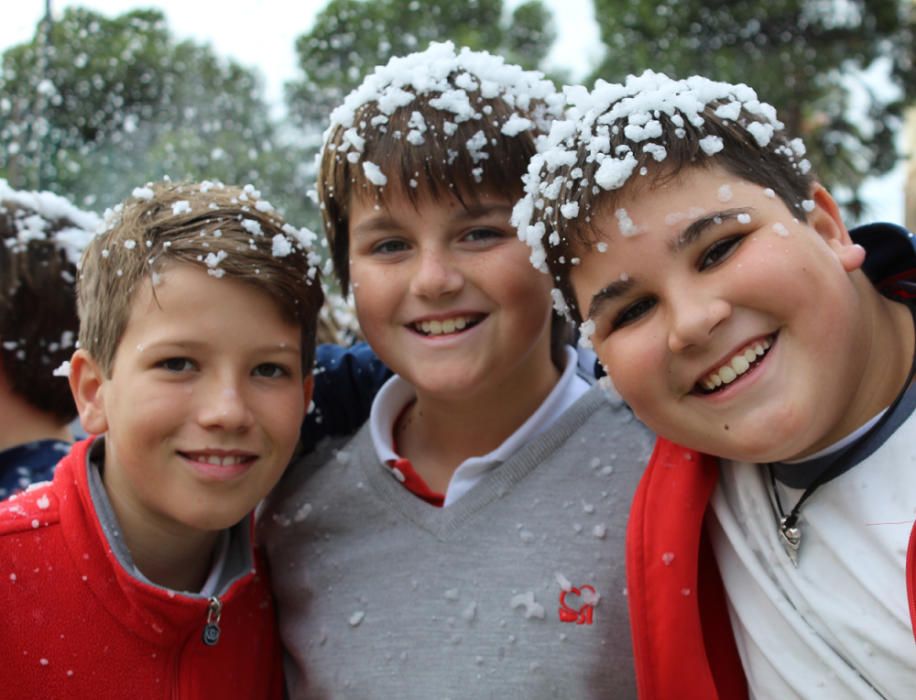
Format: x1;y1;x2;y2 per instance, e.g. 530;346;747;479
131;186;154;200
737;213;752;224
510;591;545;619
801;199;815;212
615;208;640;237
698;135;724;155
594;153;638;191
773;222;790;237
171;200;191;215
361;161;388;186
717;184;733;202
52;361;71;378
271;234;293;257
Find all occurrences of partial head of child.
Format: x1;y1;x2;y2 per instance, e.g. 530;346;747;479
515;71;915;464
69;180;323;589
316;41;568;464
0;180;98;448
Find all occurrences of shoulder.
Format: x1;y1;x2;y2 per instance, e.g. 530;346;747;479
0;479;61;537
262;431;369;518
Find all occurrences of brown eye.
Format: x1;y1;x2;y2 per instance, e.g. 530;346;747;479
157;357;196;372
613;297;657;330
699;235;744;270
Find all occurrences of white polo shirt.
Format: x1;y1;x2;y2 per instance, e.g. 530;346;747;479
368;346;590;507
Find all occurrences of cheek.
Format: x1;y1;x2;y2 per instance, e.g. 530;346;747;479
596;332;667;406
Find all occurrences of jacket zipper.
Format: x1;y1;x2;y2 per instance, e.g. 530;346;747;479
202;595;222;646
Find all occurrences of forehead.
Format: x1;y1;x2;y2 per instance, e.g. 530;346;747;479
349;184;516;227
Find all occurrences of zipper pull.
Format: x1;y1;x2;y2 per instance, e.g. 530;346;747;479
202;596;222;646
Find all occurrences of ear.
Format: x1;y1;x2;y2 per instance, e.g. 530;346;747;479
68;349;109;435
302;373;315;411
807;183;865;273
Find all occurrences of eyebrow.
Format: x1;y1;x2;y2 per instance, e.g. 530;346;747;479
143;339;301;355
350;202;513;239
587;277;635;320
668;207;754;253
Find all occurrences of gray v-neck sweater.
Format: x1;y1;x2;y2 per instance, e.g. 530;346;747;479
261;386;653;699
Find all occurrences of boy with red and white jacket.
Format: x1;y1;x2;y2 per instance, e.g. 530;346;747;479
0;181;323;698
516;72;916;699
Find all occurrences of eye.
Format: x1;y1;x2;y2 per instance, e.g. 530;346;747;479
463;227;505;243
699;235;744;271
612;297;657;330
252;363;290;379
157;357;196;373
370;238;409;255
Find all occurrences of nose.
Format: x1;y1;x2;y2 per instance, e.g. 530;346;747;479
196;375;254;432
409;247;464;299
667;293;731;353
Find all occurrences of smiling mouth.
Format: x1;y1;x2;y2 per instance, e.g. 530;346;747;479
695;334;775;394
179;451;256;466
409;314;485;337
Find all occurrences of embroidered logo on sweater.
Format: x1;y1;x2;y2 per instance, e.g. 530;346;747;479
558;584;597;624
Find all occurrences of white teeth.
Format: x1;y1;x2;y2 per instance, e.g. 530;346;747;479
417;316;475;336
193;454;244;466
700;336;773;391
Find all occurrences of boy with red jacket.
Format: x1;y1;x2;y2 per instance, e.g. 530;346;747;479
0;181;323;698
516;72;916;699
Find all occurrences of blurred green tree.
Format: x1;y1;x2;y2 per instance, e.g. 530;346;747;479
590;0;915;216
0;7;308;223
285;0;556;131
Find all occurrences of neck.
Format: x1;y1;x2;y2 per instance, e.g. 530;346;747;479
807;285;915;459
396;359;562;493
0;393;71;452
102;467;219;592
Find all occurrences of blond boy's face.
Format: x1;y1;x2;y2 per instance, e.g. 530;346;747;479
569;165;870;463
347;188;556;403
73;263;311;537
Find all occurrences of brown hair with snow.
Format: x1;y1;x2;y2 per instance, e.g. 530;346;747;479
77;181;324;376
515;72;817;324
315;42;563;291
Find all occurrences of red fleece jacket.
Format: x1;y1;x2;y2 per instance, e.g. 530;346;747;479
0;437;283;699
627;437;916;700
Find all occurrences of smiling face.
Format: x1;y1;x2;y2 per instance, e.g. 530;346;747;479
570;165;877;463
71;263;312;538
347;189;556;404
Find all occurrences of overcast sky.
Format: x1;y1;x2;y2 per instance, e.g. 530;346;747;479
1;0;906;224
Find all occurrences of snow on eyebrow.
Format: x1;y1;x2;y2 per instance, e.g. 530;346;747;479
513;70;806;289
323;40;563;184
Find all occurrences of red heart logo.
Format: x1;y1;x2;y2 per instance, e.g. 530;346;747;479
558;584;596;624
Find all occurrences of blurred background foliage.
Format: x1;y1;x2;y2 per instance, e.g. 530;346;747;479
1;0;913;231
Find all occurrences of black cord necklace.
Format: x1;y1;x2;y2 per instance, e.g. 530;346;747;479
769;303;916;566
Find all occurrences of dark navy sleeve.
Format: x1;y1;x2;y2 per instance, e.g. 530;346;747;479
299;342;392;454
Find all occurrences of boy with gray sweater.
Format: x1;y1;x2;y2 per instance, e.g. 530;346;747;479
261;43;652;699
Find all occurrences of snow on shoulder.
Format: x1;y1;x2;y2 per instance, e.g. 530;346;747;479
513;70;812;277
